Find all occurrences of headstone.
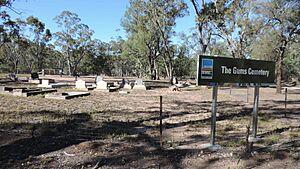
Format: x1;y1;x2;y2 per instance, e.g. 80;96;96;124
0;86;5;92
59;69;63;77
75;80;87;89
7;73;17;81
135;79;144;85
12;89;24;96
123;81;132;90
133;79;146;90
95;76;103;83
96;80;108;90
31;72;39;80
120;78;126;88
42;69;45;76
172;77;178;85
42;79;50;86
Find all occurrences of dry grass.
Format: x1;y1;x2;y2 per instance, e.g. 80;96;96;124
0;80;299;168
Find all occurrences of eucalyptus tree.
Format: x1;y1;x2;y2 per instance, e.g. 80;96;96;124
190;0;217;54
18;16;52;71
255;0;299;93
121;31;149;77
148;0;188;80
0;0;19;47
122;0;187;80
212;0;265;58
79;39;112;75
2;38;22;73
173;44;194;77
54;11;94;76
122;0;160;79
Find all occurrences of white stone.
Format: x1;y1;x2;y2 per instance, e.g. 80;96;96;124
95;76;103;83
133;85;146;90
96;80;107;90
42;79;50;86
123;84;132;90
75;80;87;89
135;79;144;85
133;79;146;90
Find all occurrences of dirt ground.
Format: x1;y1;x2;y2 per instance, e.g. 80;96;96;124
0;75;299;168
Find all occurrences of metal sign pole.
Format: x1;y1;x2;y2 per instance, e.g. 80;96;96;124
160;96;163;148
252;84;260;138
247;85;249;103
211;84;218;145
196;55;200;86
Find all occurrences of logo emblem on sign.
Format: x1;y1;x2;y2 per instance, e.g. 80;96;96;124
201;58;213;79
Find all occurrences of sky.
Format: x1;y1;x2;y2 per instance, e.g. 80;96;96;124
7;0;196;43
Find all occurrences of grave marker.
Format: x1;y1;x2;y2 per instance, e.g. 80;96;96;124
133;79;146;90
95;76;103;83
31;72;39;80
96;80;108;90
75;80;87;90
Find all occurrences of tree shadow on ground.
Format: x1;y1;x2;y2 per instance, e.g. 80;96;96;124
0;112;91;164
0;97;299;168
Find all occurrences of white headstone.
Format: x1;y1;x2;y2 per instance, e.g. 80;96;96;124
42;79;50;86
133;79;146;90
135;79;144;85
172;77;178;84
96;76;103;83
96;80;108;90
123;83;132;90
75;80;87;89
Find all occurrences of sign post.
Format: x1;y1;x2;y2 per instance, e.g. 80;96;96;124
252;84;260;137
211;84;218;145
197;55;275;147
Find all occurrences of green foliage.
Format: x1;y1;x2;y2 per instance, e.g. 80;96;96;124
283;42;300;80
0;0;19;46
1;0;299;80
122;0;188;79
54;11;94;76
173;45;194;77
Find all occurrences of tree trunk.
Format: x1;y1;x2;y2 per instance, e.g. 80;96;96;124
149;56;156;80
276;40;287;94
276;59;282;94
67;59;72;76
154;60;159;80
162;56;170;79
14;60;19;74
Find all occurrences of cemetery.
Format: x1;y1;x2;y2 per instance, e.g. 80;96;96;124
0;0;299;168
0;72;299;168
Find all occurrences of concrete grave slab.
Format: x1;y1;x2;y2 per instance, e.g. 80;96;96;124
0;86;27;93
12;88;57;97
45;92;90;100
48;83;69;88
28;79;41;84
38;79;68;88
282;87;300;94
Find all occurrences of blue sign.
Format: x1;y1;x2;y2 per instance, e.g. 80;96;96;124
201;58;213;79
